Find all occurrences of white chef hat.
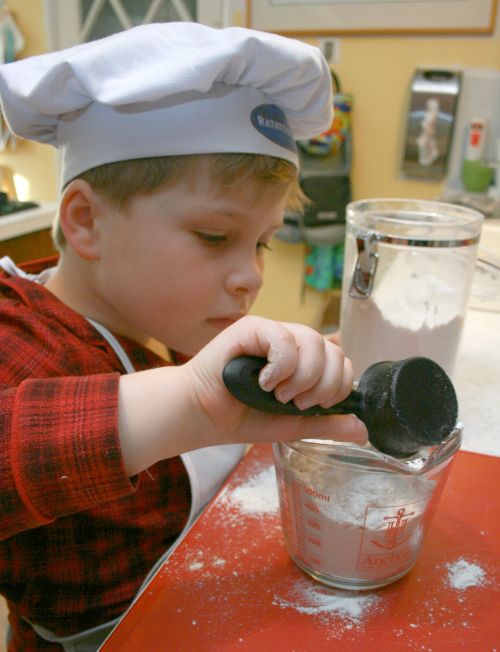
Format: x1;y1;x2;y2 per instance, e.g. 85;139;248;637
0;22;333;187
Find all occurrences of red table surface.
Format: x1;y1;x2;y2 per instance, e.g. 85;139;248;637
101;446;500;651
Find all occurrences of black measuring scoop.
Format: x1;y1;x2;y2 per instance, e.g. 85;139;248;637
222;356;458;458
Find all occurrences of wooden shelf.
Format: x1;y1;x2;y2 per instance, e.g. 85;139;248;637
0;203;58;262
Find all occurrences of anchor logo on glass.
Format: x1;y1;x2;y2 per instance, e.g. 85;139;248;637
372;507;415;550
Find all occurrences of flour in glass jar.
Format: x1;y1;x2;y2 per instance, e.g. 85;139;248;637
341;255;466;379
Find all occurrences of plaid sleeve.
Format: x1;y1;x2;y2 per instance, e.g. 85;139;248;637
1;373;136;540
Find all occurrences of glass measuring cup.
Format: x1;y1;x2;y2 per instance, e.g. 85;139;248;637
340;199;483;379
273;428;462;591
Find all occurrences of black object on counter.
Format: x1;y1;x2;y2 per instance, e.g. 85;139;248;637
222;356;458;458
0;191;39;216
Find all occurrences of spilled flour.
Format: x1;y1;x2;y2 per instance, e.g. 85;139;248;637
220;465;279;515
445;558;487;590
273;577;381;626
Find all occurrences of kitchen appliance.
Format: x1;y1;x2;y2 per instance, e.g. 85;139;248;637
402;69;461;179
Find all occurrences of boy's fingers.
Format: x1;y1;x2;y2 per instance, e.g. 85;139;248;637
202;316;353;410
201;316;297;386
292;349;352;411
325;330;342;347
273;335;326;403
264;413;368;446
308;414;368;445
320;355;354;408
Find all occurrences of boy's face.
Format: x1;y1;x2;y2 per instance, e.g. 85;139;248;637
91;158;287;356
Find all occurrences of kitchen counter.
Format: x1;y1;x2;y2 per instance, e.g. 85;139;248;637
0;202;57;241
101;445;500;652
454;307;500;457
479;217;500;252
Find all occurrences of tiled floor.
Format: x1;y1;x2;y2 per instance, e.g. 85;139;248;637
0;596;8;651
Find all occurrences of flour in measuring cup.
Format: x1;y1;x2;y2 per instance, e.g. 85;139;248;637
281;452;435;585
287;454;433;527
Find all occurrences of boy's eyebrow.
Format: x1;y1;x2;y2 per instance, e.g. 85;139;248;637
198;208;284;230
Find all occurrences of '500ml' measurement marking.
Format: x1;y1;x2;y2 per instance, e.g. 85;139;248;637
304;486;330;502
305;501;321;514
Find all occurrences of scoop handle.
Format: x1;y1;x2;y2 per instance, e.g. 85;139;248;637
222;355;362;416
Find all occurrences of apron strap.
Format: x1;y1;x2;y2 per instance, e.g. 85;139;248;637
86;318;136;374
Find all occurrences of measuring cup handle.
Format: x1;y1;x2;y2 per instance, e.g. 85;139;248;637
223;356;362;416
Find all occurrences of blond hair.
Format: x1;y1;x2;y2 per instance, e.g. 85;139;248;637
53;153;306;250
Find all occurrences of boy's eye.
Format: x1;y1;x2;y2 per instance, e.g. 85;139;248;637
195;232;227;245
195;232;273;251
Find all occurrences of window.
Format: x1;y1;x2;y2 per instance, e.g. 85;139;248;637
43;0;229;50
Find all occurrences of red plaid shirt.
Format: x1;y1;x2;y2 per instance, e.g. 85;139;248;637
0;258;191;650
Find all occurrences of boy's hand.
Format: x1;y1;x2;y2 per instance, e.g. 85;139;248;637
184;316;368;448
118;316;367;476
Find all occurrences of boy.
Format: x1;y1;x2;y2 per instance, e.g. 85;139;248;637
0;22;367;650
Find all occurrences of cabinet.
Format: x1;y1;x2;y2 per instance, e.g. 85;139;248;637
0;228;56;263
0;203;58;263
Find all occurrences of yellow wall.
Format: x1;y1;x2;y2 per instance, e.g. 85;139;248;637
335;32;500;202
0;0;57;201
1;2;499;323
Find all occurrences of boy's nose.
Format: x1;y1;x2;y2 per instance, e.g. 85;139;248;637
226;258;264;296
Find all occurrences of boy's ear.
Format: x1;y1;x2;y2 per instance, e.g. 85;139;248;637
59;179;107;260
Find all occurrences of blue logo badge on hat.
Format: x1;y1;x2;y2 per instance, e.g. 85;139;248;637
251;104;297;154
